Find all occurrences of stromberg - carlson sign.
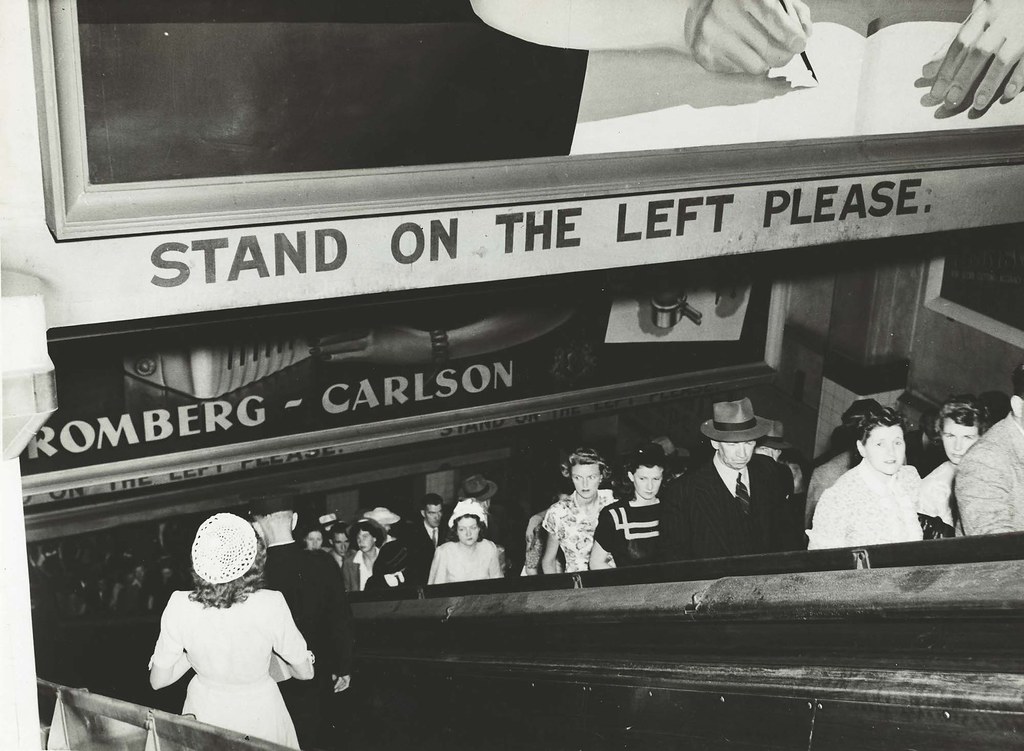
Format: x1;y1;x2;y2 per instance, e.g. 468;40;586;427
22;382;720;504
26;361;514;460
22;266;774;497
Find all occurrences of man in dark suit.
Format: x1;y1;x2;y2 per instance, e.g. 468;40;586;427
404;493;445;585
251;495;354;751
660;398;791;561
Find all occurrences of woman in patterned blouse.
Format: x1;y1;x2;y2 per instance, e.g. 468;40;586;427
807;406;922;549
541;447;615;573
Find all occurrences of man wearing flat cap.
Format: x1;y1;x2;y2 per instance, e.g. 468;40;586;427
660;398;791;561
251;494;354;750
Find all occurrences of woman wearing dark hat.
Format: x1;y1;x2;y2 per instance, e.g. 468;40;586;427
148;513;313;748
590;443;667;569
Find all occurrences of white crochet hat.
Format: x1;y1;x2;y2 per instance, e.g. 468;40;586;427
191;513;258;585
448;499;488;527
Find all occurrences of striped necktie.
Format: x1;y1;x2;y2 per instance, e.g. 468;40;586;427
735;473;751;514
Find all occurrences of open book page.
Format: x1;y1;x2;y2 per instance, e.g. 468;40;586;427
570;22;867;154
855;21;1024;134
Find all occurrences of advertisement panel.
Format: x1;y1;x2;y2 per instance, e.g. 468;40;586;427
23;263;773;500
76;0;1023;180
27;0;1024;240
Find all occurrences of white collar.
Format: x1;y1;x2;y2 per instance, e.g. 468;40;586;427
855;459;900;495
712;453;749;493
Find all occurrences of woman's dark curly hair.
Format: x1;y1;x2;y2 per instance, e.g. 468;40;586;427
612;442;667;500
854;405;905;444
348;519;386;549
623;442;667;474
935;394;990;435
560;447;610;481
189;536;266;609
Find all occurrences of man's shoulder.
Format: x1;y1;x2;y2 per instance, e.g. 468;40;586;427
960;418;1015;473
303;550;345;578
749;453;785;475
662;462;718;506
748;454;777;474
679;461;719;490
269;545;337;577
264;542;299;570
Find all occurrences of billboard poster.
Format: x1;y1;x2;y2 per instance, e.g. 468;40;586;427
22;262;771;496
75;0;1024;184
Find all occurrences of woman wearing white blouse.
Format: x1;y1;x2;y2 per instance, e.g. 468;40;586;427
428;499;502;584
807;407;922;550
149;514;313;748
344;519;384;592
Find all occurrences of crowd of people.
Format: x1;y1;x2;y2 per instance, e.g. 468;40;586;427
30;362;1024;747
136;360;1023;748
303;476;510;591
31;362;1024;623
299;362;1024;590
27;519;195;622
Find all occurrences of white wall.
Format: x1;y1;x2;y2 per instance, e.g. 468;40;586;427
0;458;40;750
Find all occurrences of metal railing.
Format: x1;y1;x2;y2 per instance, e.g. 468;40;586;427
38;679;295;751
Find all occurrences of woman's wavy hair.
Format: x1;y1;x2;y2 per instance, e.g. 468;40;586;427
935;394;990;436
348;519;386;549
447;514;488;544
560;447;610;481
854;405;904;444
189;536;266;609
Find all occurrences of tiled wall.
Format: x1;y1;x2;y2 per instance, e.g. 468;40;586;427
814;377;904;457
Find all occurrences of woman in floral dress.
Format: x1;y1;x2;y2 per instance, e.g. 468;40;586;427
541;447;615;573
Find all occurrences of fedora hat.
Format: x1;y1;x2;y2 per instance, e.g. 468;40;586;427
759;419;792;450
700;398;771;442
459;473;497;501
